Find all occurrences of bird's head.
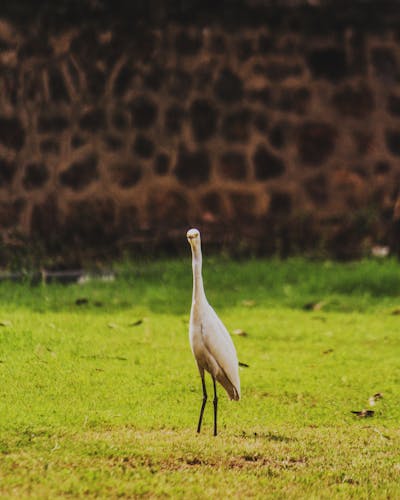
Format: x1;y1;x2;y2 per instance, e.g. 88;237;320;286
186;228;201;248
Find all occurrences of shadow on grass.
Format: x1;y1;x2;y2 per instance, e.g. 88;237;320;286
239;431;296;443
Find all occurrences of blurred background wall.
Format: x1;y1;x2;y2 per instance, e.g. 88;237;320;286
0;0;399;264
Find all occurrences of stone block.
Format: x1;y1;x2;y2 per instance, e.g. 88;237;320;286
174;148;210;187
387;94;400;116
40;139;60;155
175;31;202;56
278;87;310;114
133;135;155;158
0;198;25;228
63;198;116;246
112;110;130;131
110;162;142;188
253;144;285;179
269;122;289;149
0;159;16;187
222;109;251;142
23;163;49;190
371;47;398;81
269;190;292;215
308;48;347;81
332;84;374;118
102;134;123;152
304;173;329;205
201;191;225;217
386;130;400;156
230;191;257;217
168;70;192;99
147;188;189;225
49;66;70;102
130;96;157;129
38;114;69;133
298;122;336;165
218;151;248;180
165;105;186;135
214;68;243;103
113;64;135;97
154;153;170;175
190;99;217;142
59;155;99;190
0;116;25;150
79;108;106;132
31;196;59;241
236;37;254;61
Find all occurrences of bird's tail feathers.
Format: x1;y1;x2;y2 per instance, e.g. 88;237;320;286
217;370;240;401
230;386;240;401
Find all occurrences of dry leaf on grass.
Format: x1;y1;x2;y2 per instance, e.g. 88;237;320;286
232;328;248;337
369;392;383;406
129;319;143;327
351;409;374;418
75;298;89;306
303;301;326;311
241;300;256;307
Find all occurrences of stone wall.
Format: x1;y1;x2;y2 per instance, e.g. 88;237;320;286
0;1;399;262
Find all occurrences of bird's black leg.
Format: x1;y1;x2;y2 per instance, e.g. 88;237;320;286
197;372;207;433
212;377;218;437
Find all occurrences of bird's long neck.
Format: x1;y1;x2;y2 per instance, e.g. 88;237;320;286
191;244;207;306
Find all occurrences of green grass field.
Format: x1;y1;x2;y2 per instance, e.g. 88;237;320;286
0;258;400;498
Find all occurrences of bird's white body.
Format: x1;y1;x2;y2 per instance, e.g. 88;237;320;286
189;297;240;401
187;228;240;406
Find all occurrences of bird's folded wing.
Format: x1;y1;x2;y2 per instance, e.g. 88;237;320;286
201;307;241;399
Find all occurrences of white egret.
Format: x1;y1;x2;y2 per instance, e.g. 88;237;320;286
187;228;240;436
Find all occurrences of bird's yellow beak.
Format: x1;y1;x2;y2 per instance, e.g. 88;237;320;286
187;228;200;241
